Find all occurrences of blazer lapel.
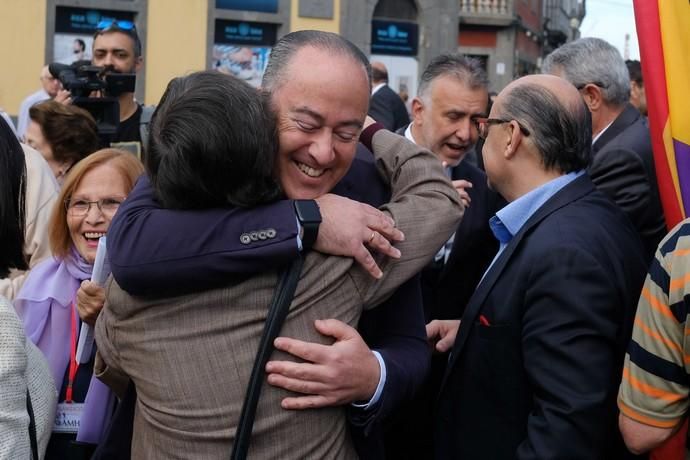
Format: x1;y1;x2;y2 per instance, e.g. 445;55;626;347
438;164;474;278
592;104;640;153
439;175;595;394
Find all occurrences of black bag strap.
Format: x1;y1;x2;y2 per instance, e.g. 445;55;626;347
231;256;304;460
26;389;39;460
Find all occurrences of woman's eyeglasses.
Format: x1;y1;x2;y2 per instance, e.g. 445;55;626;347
65;197;125;217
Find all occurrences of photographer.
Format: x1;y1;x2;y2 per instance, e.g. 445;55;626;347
58;20;147;159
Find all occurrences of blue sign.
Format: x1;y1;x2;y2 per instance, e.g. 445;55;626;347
214;19;277;46
371;20;418;56
216;0;278;13
55;6;135;34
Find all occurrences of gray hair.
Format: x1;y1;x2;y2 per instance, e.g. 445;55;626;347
417;53;489;102
262;30;372;94
499;83;592;173
542;37;630;107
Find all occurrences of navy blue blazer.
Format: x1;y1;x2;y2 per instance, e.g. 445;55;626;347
421;160;504;321
368;84;410;132
435;175;648;459
392;124;504;320
107;143;429;458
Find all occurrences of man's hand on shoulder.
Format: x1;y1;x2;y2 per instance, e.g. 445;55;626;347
314;194;404;279
265;319;380;409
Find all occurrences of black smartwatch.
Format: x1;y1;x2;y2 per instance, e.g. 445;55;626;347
294;200;322;251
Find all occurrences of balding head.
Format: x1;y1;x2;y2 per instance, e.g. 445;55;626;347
371;61;388;84
261;30;371;95
496;74;591;173
40;65;60;98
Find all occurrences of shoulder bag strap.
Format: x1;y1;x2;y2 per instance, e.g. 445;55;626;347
138;104;156;151
26;389;39;460
231;256;304;460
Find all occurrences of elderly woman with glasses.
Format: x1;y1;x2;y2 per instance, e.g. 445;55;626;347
14;148;143;459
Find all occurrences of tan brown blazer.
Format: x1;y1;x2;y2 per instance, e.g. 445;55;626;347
95;129;463;459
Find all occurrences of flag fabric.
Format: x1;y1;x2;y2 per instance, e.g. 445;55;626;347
633;0;690;228
631;4;689;458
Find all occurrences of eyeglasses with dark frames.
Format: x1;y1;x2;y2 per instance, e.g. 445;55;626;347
65;197;125;217
472;117;531;140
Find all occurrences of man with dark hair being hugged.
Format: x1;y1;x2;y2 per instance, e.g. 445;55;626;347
429;74;648;459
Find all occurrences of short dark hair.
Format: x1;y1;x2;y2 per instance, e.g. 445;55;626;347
500;83;592;173
74;38;86;52
29;100;100;167
626;60;643;85
262;30;372;94
0;117;27;276
147;71;281;209
418;53;489;101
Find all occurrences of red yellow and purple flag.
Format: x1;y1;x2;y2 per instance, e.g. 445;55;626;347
633;0;689;228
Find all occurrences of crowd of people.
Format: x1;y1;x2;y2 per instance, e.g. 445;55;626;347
0;18;687;460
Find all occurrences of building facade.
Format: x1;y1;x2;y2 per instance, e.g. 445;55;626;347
0;0;583;116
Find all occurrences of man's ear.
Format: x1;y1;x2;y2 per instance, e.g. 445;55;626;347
504;120;523;160
580;84;602;112
411;97;425;125
134;56;144;73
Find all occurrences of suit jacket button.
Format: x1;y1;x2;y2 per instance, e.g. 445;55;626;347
266;228;276;238
249;231;259;241
240;233;251;244
258;230;267;240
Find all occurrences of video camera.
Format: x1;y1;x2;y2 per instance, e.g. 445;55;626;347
48;61;136;141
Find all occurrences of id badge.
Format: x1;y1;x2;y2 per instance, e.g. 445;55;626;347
53;402;83;433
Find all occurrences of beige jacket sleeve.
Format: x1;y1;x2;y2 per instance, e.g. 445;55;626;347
353;129;464;308
93;278;131;399
0;146;58;300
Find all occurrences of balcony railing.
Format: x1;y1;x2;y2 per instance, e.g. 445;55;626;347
460;0;515;26
461;0;509;14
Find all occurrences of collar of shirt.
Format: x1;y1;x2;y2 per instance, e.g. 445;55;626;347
592;120;614;146
489;170;585;245
371;82;386;96
404;123;416;144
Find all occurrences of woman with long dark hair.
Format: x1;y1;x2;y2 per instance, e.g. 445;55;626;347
0;117;57;459
0;116;59;300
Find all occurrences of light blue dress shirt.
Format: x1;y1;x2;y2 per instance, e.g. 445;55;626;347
482;170;585;280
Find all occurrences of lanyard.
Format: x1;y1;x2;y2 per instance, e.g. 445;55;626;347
66;303;80;403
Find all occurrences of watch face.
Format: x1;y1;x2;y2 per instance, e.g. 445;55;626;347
295;200;322;223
